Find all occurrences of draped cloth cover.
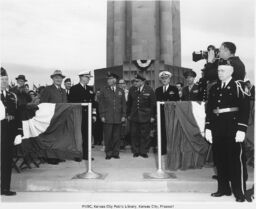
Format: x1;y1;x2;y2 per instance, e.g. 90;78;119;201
164;101;209;170
20;103;83;160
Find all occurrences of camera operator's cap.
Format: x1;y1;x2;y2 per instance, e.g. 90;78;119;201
16;74;27;81
134;73;146;81
50;70;65;78
183;70;197;78
64;78;71;83
1;67;8;77
159;71;172;78
78;70;93;77
106;72;119;79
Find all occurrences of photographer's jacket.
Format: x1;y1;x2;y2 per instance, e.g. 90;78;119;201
205;79;250;140
204;56;246;82
127;85;156;123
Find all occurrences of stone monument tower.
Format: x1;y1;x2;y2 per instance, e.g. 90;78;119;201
95;0;191;90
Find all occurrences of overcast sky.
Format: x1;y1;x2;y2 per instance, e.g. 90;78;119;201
1;0;255;86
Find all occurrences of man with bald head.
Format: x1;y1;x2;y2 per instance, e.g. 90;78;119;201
205;64;250;202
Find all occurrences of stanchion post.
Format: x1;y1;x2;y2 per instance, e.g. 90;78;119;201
73;103;107;180
143;101;176;179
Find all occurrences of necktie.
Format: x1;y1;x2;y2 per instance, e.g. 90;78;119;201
163;86;166;93
1;90;5;98
138;88;140;93
222;82;226;89
112;87;115;93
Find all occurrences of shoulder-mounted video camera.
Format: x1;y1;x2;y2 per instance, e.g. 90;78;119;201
192;45;219;62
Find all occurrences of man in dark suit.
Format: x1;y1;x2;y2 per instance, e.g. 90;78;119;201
1;67;17;196
127;74;156;158
205;64;250;202
40;70;67;103
155;71;179;156
39;70;67;164
98;72;126;159
69;71;96;160
181;70;201;101
64;78;72;102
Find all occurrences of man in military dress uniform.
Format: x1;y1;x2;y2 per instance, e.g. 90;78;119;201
98;72;126;159
127;74;156;158
155;71;179;156
205;64;250;202
181;70;200;101
69;71;96;160
1;67;17;196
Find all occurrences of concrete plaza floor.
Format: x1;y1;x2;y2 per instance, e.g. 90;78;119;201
2;146;254;204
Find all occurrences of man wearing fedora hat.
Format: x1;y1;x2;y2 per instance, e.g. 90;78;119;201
1;67;18;196
155;71;179;158
98;72;126;159
127;74;156;158
69;70;97;161
40;70;67;103
181;70;201;101
39;70;67;164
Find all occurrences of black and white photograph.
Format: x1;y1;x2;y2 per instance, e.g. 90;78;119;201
0;0;255;208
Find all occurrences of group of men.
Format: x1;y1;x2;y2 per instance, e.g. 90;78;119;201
0;42;253;202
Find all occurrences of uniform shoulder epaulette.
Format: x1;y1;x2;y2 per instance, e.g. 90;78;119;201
235;80;250;97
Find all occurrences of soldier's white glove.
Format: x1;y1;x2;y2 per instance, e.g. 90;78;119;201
235;131;246;142
92;116;97;123
205;129;212;144
101;117;106;123
121;117;126;123
150;117;155;123
14;134;23;145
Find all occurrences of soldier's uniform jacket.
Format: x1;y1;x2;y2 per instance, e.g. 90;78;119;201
69;83;97;114
155;85;180;101
206;79;250;140
40;84;67;103
127;85;156;123
181;84;200;101
98;86;126;124
1;90;17;119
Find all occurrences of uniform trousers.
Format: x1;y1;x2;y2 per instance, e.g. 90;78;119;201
1;119;16;192
130;122;151;155
103;123;121;157
212;138;247;198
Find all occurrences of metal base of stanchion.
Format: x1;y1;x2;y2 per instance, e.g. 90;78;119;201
143;170;176;180
72;171;107;180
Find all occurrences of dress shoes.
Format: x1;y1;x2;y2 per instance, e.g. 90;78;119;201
140;154;148;158
84;157;94;161
112;155;120;159
74;158;82;162
1;190;16;196
133;153;139;158
236;197;245;202
211;191;232;197
105;156;111;160
212;175;218;180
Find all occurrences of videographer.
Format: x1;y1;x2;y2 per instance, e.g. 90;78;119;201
206;42;246;81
